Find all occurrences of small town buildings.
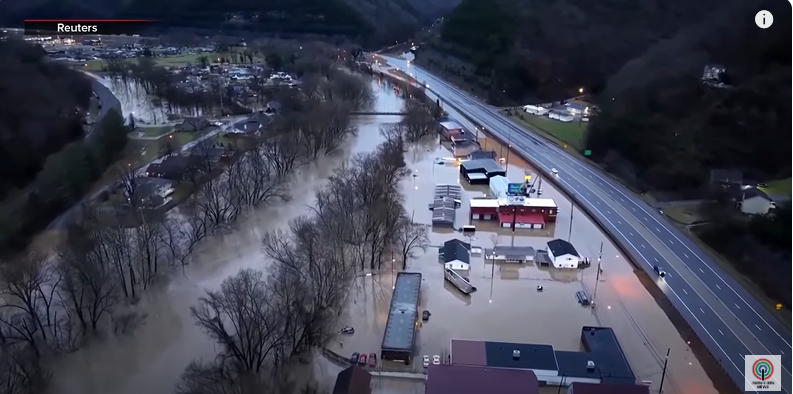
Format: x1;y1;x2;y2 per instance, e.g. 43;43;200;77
145;155;194;180
489;175;511;198
460;159;506;185
549;110;574;122
425;364;540;394
333;366;371;394
431;185;462;227
546;239;580;269
439;121;464;139
468;150;497;161
565;102;588;115
739;187;774;215
485;246;536;263
440;239;471;271
470;197;558;229
450;138;480;157
176;117;210;132
523;105;549;116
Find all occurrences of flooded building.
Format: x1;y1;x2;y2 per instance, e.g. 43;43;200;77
440;239;471;271
547;239;581;269
469;196;558;229
425;364;539;394
566;382;650;394
489;175;510;198
484;246;535;263
450;138;481;157
381;272;422;364
431;185;462;227
333;366;372;394
460;159;506;185
438;120;464;139
448;326;636;387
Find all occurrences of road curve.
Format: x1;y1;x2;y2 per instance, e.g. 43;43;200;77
382;56;791;393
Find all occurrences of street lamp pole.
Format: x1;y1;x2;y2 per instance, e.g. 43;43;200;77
567;201;574;242
659;348;671;393
489;252;496;303
592;242;603;304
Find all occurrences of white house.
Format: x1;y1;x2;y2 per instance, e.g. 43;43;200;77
523;105;549;116
549;110;574;122
565;102;588;115
739;187;774;215
546;239;580;269
485;246;535;263
440;239;471;271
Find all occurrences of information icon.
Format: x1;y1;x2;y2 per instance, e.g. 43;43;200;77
755;10;773;29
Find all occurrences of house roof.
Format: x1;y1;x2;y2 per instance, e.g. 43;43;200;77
441;239;471;264
439;121;463;131
332;366;371;394
485;341;558;371
580;326;635;383
469;150;497;160
744;187;772;201
491;246;535;259
547;239;579;258
431;198;457;225
435;184;462;200
460;159;503;174
425;365;539;394
381;272;421;351
568;382;649;394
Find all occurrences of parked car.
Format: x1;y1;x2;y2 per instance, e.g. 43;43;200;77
432;355;441;365
422;355;430;368
358;353;367;366
422;310;431;321
368;353;377;367
339;325;355;335
576;290;590;306
350;352;360;364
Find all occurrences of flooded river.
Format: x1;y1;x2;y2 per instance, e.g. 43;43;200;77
49;75;716;394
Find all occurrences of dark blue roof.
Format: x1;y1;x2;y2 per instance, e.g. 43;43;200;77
554;351;601;380
441;239;471;264
485;341;558;371
381;272;422;351
580;326;635;383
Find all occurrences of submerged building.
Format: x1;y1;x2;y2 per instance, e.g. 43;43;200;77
381;272;422;364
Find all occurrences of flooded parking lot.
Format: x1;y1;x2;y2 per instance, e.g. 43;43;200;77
327;133;718;394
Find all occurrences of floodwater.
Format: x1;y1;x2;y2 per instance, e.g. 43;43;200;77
49;75;716;394
47;77;405;394
325;131;719;393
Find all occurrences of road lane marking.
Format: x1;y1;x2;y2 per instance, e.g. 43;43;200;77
756;324;762;331
699;307;705;314
715;284;721;290
631;207;636;211
629;231;634;236
684;253;689;258
655;227;660;232
735;304;741;309
699;268;704;273
640;244;646;249
653;257;659;262
719;329;724;335
617;220;622;224
682;288;688;295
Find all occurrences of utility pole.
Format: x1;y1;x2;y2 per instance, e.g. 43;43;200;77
567;202;574;242
505;129;512;166
659;348;670;394
557;375;566;394
592;242;603;304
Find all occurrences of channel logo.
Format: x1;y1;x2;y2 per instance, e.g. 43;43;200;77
745;355;781;391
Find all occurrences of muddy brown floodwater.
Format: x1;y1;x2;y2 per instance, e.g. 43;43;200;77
49;76;716;394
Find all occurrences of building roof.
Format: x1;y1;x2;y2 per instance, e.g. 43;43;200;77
332;366;371;394
547;239;579;258
441;239;471;264
431;198;456;226
554;350;601;380
451;339;488;366
497;213;545;226
425;365;539;394
568;382;650;394
460;159;503;174
743;186;772;201
435;184;462;200
469;150;497;160
491;246;535;259
439;121;463;131
466;172;489;180
470;198;500;208
580;326;635;383
485;341;558;371
381;272;422;351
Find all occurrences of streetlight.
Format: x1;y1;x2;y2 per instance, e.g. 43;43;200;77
578;88;584;94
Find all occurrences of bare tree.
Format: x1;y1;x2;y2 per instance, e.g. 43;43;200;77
118;164;141;210
175;360;244;394
190;269;284;374
228;149;288;208
393;213;430;270
400;98;437;141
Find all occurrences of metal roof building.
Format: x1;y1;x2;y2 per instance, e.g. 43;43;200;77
426;365;539;394
381;272;422;364
460;159;506;185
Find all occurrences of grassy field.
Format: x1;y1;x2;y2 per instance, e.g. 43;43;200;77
759;178;791;196
502;109;587;149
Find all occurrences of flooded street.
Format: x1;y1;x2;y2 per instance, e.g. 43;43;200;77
49;75;715;394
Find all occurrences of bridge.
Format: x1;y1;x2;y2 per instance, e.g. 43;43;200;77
350;111;406;115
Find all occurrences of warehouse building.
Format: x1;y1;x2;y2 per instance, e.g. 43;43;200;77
469;196;558;229
484;246;535;263
460;159;506;185
448;326;636;387
547;239;581;269
425;364;540;394
381;272;422;364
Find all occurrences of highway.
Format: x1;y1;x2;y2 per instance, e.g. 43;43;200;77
382;55;791;393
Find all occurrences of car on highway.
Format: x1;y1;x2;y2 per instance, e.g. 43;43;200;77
422;355;430;368
551;168;558;175
653;265;667;277
368;353;377;367
358;353;367;366
350;352;360;364
432;355;441;365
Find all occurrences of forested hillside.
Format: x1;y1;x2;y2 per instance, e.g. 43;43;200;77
0;39;92;200
422;0;728;103
0;0;458;47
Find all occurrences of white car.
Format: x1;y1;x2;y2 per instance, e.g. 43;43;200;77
432;355;441;365
551;168;558;175
422;355;430;368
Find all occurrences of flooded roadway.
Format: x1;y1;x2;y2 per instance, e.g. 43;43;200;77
49;76;715;394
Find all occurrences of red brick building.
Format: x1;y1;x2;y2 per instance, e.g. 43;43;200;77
470;197;557;229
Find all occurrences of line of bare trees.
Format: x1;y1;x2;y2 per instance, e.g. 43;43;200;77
0;67;374;394
176;133;431;393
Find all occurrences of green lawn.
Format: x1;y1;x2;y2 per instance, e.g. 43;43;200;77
503;109;587;149
759;178;791;196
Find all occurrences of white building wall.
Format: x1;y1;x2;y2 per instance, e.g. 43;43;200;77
553;254;579;269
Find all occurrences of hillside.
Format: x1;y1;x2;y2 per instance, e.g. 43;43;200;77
418;0;730;103
0;0;458;47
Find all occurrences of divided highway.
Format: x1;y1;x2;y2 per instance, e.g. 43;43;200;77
383;56;791;393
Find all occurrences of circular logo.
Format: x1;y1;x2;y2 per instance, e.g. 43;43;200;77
755;10;773;29
752;358;774;380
